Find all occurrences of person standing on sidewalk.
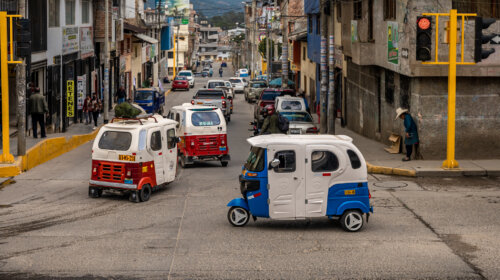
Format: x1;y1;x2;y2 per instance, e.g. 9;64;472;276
219;67;223;77
28;88;48;138
83;94;91;125
115;86;126;104
395;108;420;161
90;94;102;129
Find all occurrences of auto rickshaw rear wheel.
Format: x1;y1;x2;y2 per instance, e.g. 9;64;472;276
88;187;102;198
340;210;364;232
227;206;250;227
221;161;228;167
140;184;152;202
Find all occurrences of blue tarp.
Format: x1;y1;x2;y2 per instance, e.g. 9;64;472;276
305;0;320;14
161;18;174;50
269;77;295;86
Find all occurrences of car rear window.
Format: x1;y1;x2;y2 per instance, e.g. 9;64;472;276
178;72;192;76
175;76;187;80
98;131;132;151
191;112;221;126
261;91;280;100
252;83;266;88
281;100;303;110
229;79;242;84
195;90;224;99
208;82;225;88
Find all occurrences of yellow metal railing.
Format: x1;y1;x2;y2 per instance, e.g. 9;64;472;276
1;12;22;163
420;10;477;169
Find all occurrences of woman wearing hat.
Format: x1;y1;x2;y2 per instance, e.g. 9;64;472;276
396;108;419;161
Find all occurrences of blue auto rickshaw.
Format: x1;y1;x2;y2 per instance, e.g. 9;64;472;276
227;135;373;232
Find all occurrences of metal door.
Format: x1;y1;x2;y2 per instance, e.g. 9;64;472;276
267;145;305;219
305;145;346;217
148;129;165;184
164;127;178;182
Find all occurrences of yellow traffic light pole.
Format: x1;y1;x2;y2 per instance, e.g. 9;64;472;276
0;12;21;163
422;10;476;169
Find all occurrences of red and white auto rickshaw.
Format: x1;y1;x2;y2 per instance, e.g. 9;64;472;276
89;115;179;202
167;103;230;167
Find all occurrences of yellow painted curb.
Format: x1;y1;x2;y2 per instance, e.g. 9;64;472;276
366;162;416;177
0;127;101;178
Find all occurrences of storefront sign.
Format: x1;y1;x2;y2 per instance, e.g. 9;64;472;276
77;75;86;110
80;27;94;59
387;21;399;65
351;21;358;43
67;80;75;117
150;44;156;60
63;27;79;55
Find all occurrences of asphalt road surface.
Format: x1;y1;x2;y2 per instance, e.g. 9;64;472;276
1;63;500;279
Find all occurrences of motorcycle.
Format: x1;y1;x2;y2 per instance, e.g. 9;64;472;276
249;122;259;137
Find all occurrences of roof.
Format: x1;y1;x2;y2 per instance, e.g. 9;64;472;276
171;104;221;111
105;115;177;130
247;135;354;148
134;34;158;44
124;22;146;33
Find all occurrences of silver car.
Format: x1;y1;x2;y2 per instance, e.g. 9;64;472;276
279;111;318;135
245;81;267;103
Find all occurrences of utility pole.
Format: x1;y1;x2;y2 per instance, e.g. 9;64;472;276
252;0;256;77
157;0;162;84
327;0;335;134
281;0;288;89
16;0;27;156
319;0;328;133
103;0;110;124
266;5;270;85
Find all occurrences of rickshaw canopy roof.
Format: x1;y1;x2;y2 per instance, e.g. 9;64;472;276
247;135;354;149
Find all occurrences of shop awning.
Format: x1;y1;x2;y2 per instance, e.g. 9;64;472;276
134;34;158;44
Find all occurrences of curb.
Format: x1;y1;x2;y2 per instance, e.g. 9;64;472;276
366;162;417;177
0;127;101;178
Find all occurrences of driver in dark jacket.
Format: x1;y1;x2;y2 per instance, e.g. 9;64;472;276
261;105;281;134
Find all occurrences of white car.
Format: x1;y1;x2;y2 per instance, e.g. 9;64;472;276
275;96;317;135
178;70;195;88
229;77;245;93
275;96;306;113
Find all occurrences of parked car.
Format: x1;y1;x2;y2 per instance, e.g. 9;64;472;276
134;87;165;115
253;88;295;126
280;111;318;134
172;76;189;91
202;68;210;77
245;81;267;103
221;62;227;67
191;89;231;122
229;77;246;93
178;70;195;88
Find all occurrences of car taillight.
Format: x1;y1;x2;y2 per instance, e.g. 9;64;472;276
369;190;371;199
92;167;97;175
260;102;266;107
191;100;194;105
306;127;319;134
222;100;226;107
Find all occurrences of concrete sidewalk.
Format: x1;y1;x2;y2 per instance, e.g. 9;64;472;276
312;117;500;177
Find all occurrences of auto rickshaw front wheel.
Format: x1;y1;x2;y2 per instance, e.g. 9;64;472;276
140;184;152;202
340;210;364;232
227;206;250;227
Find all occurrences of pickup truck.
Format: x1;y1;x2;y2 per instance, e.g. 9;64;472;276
191;89;231;122
134;87;165;115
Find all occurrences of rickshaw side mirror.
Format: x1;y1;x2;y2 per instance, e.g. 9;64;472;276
269;158;280;169
203;86;206;88
175;137;181;143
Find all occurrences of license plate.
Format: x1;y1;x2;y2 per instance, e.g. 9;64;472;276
119;155;135;161
344;190;356;195
124;179;133;184
290;129;301;134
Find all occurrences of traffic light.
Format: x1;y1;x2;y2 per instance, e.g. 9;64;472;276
416;16;432;61
474;17;496;62
15;18;31;58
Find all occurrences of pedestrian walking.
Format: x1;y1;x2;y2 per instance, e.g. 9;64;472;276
28;88;48;138
395;108;420;161
219;67;223;77
91;94;102;129
261;105;281;134
83;94;91;125
116;86;126;104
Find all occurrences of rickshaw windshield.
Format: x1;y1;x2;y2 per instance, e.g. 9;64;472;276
135;91;154;101
191;111;221;126
245;146;265;172
98;131;132;151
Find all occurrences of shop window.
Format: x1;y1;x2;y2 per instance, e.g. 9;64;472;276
311;151;339;172
273;151;296;173
384;0;396;20
150;131;162;151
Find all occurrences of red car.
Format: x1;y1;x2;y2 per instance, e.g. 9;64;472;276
172;76;189;91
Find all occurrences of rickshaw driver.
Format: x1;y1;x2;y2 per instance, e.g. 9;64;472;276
260;105;281;134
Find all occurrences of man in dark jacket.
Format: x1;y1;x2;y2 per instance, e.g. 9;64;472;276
261;105;281;134
28;88;49;138
116;86;126;104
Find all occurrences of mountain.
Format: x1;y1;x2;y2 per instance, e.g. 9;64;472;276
144;0;244;18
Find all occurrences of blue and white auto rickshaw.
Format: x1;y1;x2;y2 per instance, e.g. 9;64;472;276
227;135;373;232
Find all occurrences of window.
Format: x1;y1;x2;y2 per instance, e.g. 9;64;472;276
81;0;90;24
302;47;306;60
98;131;132;151
65;0;75;25
281;100;303;111
384;0;396;20
385;70;394;104
150;131;162;151
273;150;296;173
191;111;221;126
311;151;339;172
245;146;265;172
347;150;361;169
336;2;342;22
49;0;60;27
353;1;362;20
166;129;176;149
453;0;500;18
168;52;174;58
316;16;320;35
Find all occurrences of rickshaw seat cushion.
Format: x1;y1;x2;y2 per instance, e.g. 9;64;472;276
227;198;249;211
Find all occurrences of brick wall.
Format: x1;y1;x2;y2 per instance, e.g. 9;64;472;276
94;0;113;40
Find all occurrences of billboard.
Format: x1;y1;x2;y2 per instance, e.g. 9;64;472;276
166;0;189;17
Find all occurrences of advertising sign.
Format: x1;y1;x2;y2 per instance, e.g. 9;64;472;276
167;0;189;18
387;21;399;64
80;27;94;59
67;80;75;117
77;75;86;110
350;21;358;43
62;27;79;55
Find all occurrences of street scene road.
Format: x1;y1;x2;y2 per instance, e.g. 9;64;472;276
1;63;499;279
